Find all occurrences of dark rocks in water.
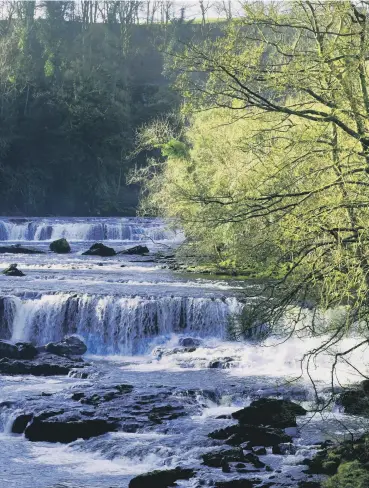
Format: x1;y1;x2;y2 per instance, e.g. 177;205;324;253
0;353;86;376
202;447;245;467
244;452;265;468
298;482;322;488
82;242;116;257
215;479;262;488
45;336;87;357
128;467;195;488
209;424;292;447
209;357;234;369
252;446;267;455
2;263;25;276
12;413;33;434
178;337;202;347
232;398;307;428
0;340;19;359
24;413;118;443
50;238;71;254
16;342;38;360
119;245;149;255
0;246;44;254
338;384;369;415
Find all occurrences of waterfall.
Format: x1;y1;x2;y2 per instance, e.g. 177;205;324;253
0;217;181;243
0;293;242;355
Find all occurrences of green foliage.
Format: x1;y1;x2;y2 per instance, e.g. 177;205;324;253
324;461;369;488
0;2;180;215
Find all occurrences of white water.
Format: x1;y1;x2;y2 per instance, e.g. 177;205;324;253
0;217;182;242
4;293;241;354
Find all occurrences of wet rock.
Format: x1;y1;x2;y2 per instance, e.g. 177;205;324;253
215;480;262;488
50;238;71;254
128;467;195;488
0;353;86;376
202;447;245;467
24;413;118;443
0;340;19;359
209;424;292;447
82;243;116;257
0;246;44;254
2;263;25;276
12;413;33;433
209;357;235;369
119;245;149;255
338;386;369;415
252;446;267;455
244;452;265;468
272;442;296;455
298;482;322;488
232;398;307;428
16;342;38;360
178;337;202;347
45;336;87;357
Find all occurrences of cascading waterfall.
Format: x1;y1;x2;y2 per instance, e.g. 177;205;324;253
1;293;242;355
0;217;181;242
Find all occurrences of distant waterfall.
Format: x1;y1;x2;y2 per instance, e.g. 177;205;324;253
0;293;242;354
0;217;181;243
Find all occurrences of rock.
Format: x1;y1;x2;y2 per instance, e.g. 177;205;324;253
12;414;33;433
129;467;195;488
45;336;87;357
202;447;245;467
209;357;235;369
252;446;267;455
209;424;292;447
0;246;44;254
49;238;71;254
25;413;118;443
298;482;321;488
232;398;307;428
215;480;262;488
82;242;116;257
0;340;19;359
244;452;265;468
178;337;202;347
119;245;149;255
338;388;369;415
2;263;25;276
0;353;86;376
272;442;296;455
16;342;38;360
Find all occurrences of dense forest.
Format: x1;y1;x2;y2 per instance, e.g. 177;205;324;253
0;1;207;216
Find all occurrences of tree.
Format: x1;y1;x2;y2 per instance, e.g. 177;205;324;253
134;1;369;388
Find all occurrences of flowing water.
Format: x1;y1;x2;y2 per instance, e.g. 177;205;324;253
0;217;368;488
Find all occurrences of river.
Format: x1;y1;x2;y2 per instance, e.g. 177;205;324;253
0;217;367;488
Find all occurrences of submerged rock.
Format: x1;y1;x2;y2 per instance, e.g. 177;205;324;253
129;467;195;488
82;242;116;257
0;246;44;254
1;263;25;276
45;336;87;357
49;238;71;254
215;480;262;488
209;357;235;369
209;423;292;447
119;245;149;255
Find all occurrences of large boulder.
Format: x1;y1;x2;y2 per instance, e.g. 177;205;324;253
45;336;87;357
16;342;38;360
129;467;195;488
119;245;149;255
232;398;307;428
178;337;202;347
82;243;116;257
49;238;71;254
209;423;292;447
24;413;118;443
0;340;19;359
0;246;44;254
1;263;25;276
